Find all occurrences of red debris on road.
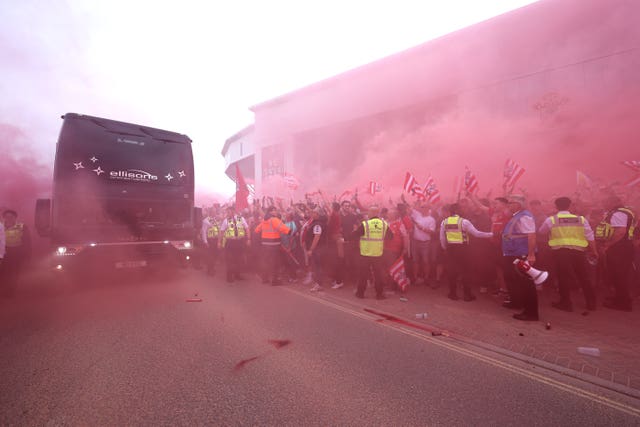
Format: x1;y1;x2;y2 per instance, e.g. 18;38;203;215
268;339;291;349
233;356;260;371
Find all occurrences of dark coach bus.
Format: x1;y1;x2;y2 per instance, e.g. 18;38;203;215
35;113;197;275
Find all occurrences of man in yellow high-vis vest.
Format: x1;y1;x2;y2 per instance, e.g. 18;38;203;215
1;209;31;297
201;209;221;276
352;205;393;300
599;196;636;311
219;205;250;283
439;203;493;302
538;197;598;312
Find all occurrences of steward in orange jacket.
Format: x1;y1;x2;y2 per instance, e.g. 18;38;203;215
255;206;291;285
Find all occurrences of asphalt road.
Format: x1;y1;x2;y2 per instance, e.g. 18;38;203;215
1;268;639;426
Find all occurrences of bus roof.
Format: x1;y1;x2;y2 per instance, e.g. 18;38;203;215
61;113;192;145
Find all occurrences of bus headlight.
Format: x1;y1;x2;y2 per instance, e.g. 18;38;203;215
57;246;67;255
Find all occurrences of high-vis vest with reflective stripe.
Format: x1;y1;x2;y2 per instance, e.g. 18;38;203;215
596;207;636;241
502;210;532;256
258;216;290;246
547;213;588;250
359;218;387;257
206;218;220;239
223;217;246;239
594;221;607;241
4;223;24;247
444;215;468;244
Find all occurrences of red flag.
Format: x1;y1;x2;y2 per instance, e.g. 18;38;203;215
235;164;250;210
503;159;525;190
389;256;410;292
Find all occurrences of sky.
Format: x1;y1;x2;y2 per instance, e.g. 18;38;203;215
0;0;539;201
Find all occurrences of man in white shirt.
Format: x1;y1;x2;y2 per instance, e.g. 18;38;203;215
501;194;539;321
410;204;436;286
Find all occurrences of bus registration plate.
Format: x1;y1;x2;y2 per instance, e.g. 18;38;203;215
115;260;148;269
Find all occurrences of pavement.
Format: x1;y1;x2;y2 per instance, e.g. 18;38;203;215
295;277;640;395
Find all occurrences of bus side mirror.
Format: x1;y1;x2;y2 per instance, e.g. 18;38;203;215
35;198;52;237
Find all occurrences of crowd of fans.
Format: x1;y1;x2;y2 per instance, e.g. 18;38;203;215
196;187;640;320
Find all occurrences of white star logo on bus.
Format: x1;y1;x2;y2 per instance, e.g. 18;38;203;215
178;170;186;177
165;173;174;181
93;167;104;176
74;162;84;170
90;156;98;163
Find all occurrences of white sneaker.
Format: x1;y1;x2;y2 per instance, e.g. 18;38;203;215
331;281;344;289
310;283;322;292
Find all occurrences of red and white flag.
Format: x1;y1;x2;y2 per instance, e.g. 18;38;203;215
368;181;383;195
389;256;410;292
622;160;640;172
625;174;640;187
404;171;424;198
411;183;424;198
421;176;441;203
464;166;479;194
283;173;300;190
503;159;525;189
403;172;417;193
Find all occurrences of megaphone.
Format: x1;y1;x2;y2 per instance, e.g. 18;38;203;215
513;258;549;288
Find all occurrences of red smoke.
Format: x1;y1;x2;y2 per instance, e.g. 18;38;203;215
254;0;640;208
0;123;51;221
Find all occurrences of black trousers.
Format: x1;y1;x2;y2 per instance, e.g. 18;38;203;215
356;255;386;297
343;241;359;284
225;239;246;278
0;249;25;296
205;238;219;273
605;240;634;307
503;256;539;317
552;248;595;307
445;244;474;297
